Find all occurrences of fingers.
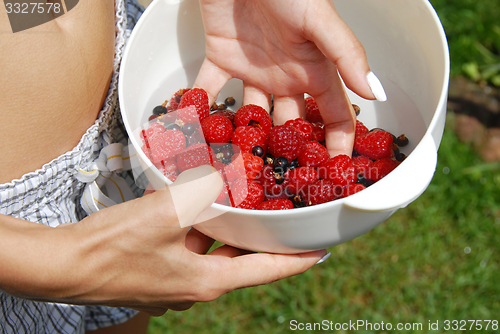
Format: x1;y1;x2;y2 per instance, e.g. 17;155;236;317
306;1;380;101
193;58;232;106
167;302;196;312
314;70;356;157
209;244;253;257
243;84;271;111
185;228;215;254
134;306;168;317
217;250;327;290
272;94;305;125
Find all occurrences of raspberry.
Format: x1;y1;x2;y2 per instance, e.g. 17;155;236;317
310;122;325;142
305;96;323;123
201;114;233;144
354;130;394;160
230;178;265;209
215;184;230;205
142;122;166;139
268;125;306;161
211;109;236;125
143;129;186;164
284;118;313;141
297;141;329;167
344;183;366;197
157;111;177;124
286;167;319;195
241;152;264;180
147;87;411;210
303;179;341;206
256;199;293;210
177;88;210;123
185;126;206;146
234;104;273;135
168;88;190;111
370;158;399;182
212;162;230;204
167;88;190;111
155;157;179;182
352;155;373;178
355;120;369;138
175;143;216;172
318;154;356;187
255;165;290;198
231;126;268;153
220;156;246;182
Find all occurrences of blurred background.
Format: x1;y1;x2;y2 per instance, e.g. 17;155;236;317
137;0;500;332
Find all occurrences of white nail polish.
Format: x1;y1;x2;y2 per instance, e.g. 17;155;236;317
366;71;387;102
315;252;331;265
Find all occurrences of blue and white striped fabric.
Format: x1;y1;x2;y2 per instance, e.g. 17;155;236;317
0;0;145;332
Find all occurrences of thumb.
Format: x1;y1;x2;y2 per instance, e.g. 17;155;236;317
168;165;223;228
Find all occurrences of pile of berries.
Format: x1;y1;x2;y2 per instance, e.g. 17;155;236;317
140;88;409;210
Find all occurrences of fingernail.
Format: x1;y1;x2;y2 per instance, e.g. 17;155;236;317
315;252;331;265
366;71;387;102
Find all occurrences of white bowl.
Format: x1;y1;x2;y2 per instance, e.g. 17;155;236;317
119;0;450;253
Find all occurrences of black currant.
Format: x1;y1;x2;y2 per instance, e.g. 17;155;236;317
263;153;274;166
152;105;168;116
273;157;289;174
352;104;361;116
165;123;181;131
252;146;264;157
290;195;306;208
395;152;407;162
224;96;236;106
274;172;285;184
395;134;409;147
357;174;374;187
182;123;197;136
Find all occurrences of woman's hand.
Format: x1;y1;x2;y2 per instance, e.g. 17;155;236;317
194;0;386;157
13;166;325;316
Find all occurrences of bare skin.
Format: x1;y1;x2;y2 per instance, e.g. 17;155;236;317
0;0;115;184
0;4;325;330
0;0;374;332
0;1;149;332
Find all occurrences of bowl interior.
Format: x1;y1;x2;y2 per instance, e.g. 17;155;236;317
118;0;449;252
120;0;448;173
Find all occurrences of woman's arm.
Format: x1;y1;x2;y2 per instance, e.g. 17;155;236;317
0;167;325;315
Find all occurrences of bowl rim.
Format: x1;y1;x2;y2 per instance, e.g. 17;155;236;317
119;0;450;216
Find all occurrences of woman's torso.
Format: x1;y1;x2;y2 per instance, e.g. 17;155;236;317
0;1;116;184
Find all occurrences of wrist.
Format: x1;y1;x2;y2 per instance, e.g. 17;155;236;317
0;214;79;300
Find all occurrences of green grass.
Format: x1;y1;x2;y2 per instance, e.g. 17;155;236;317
147;114;500;333
429;0;500;82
